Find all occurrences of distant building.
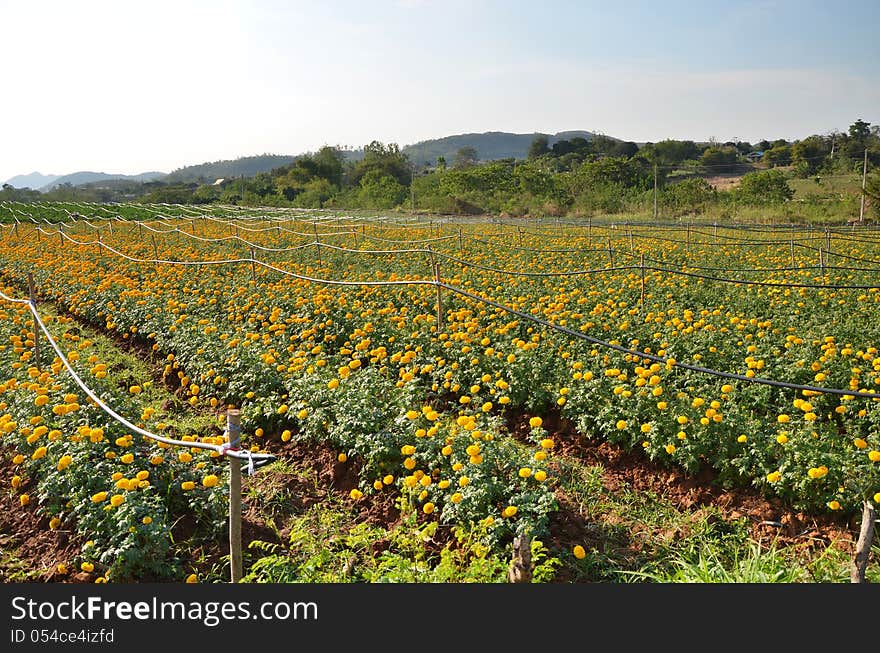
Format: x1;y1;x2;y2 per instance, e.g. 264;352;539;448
743;151;764;162
212;178;225;186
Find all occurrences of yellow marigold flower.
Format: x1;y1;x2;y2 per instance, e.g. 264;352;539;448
827;500;841;511
31;446;47;460
11;475;22;489
121;453;134;464
777;414;790;424
776;434;788;445
91;491;108;503
277;404;288;415
12;454;24;465
854;438;868;449
459;476;470;487
181;481;195;491
349;489;363;500
540;438;554;449
640;423;652;434
868;451;880;462
185;573;197;584
616;420;627;430
737;435;747;443
383;475;394;485
874;492;880;504
201;475;219;488
327;378;339;389
337;453;348;462
529;416;543;428
19;494;30;506
518;467;532;478
766;471;782;483
110;494;125;507
502;505;518;518
80;562;94;573
423;502;435;514
129;385;141;394
665;444;676;454
573;545;586;560
142;516;153;525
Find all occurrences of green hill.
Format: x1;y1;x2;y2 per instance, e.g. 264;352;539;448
401;130;602;166
163;154;298;184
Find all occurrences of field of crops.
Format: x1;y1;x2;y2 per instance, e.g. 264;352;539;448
0;200;879;582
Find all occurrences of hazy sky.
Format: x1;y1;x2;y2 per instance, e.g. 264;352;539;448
1;0;878;183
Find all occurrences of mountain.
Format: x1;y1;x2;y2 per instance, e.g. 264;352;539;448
401;130;604;166
3;172;61;189
40;171;166;191
163;154;298;184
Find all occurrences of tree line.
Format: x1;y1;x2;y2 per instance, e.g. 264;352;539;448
3;119;878;221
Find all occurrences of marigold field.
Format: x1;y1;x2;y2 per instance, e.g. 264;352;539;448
0;201;878;582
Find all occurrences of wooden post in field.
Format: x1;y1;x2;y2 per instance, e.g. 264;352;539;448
27;273;39;372
819;248;825;274
313;222;322;266
588;218;592;246
151;233;158;259
433;262;444;332
790;240;795;267
628;229;634;253
458;227;463;255
859;148;868;224
250;247;256;283
640;253;646;310
227;409;242;583
851;500;875;583
607;236;614;267
191;219;196;235
58;223;64;247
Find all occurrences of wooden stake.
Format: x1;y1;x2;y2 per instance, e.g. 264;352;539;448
640;253;646;309
27;273;39;372
227;409;242;583
851;500;875;583
250;247;256;283
434;262;444;332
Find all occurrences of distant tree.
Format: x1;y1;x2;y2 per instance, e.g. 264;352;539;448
436;156;447;170
453;146;479;169
612;141;640;158
357;169;406;208
527;135;550;159
351;141;411;187
791;136;829;176
700;146;739;172
737;169;794;204
763;145;792;167
756;140;772;151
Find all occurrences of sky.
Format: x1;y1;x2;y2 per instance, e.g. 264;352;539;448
1;0;878;183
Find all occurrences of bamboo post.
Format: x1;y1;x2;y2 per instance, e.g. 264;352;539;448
191;219;196;235
250;247;256;283
628;229;634;253
458;227;463;255
227;409;242;583
433;262;444;332
151;233;158;259
819;248;825;274
607;236;614;267
790;240;795;267
27;273;39;372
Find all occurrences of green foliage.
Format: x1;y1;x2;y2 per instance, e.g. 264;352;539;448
737;169;794;204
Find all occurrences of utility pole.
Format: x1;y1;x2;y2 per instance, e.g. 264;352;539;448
859;148;868;224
